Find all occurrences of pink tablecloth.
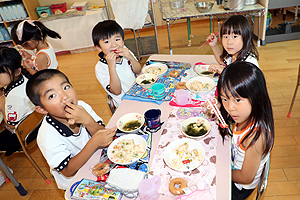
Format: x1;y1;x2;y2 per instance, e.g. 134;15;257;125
149;107;219;199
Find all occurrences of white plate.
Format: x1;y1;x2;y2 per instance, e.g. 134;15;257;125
142;63;168;77
180;117;211;139
186;76;216;95
195;64;214;77
163;138;205;172
108;134;147;165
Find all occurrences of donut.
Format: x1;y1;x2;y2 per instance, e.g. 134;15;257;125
176;82;186;90
170;70;180;77
169;178;187;195
92;163;110;176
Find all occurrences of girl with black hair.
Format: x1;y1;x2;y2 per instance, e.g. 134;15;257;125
11;20;61;75
217;62;274;199
206;15;259;74
0;47;35;156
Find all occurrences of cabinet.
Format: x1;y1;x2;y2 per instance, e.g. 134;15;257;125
0;0;40;45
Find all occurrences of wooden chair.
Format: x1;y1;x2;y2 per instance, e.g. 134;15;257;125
287;64;300;117
0;111;51;184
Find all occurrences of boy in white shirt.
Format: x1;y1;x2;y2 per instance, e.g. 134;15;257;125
92;20;141;109
26;69;116;190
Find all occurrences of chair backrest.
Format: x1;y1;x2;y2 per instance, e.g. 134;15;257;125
15;111;44;149
256;157;270;200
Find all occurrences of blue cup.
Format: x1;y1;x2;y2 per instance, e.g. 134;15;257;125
144;109;161;130
147;83;165;98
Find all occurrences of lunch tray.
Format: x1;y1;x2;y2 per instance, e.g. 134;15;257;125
122;61;191;104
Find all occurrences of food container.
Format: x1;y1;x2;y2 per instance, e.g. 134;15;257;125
223;0;244;11
169;0;187;10
180;117;211;139
195;2;214;13
186;76;216;95
244;0;257;5
136;73;158;89
71;1;88;11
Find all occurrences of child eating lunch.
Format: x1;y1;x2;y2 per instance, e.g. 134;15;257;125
206;15;259;74
26;69;116;190
217;62;274;199
92;20;141;110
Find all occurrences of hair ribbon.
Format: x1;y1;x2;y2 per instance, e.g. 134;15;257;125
16;20;36;41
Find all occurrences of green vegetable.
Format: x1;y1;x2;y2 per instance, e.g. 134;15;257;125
185;122;208;136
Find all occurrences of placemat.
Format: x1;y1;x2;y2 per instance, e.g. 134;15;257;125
149;107;218;199
122;61;191;105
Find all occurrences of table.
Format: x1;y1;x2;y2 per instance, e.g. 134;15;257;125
64;54;231;200
42;9;108;53
159;2;265;54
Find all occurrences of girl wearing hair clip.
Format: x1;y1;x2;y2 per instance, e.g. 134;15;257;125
11;20;61;75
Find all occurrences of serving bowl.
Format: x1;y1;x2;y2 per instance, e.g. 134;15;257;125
186;76;216;95
163;138;205;171
142;63;168;78
107;134;147;165
180;117;211;139
169;0;186;10
194;64;214;77
195;2;214;13
117;113;145;134
136;73;158;89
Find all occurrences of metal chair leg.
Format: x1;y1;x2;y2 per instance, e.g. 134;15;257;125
287;64;300;117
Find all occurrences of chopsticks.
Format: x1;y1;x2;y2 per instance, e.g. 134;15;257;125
207;99;233;136
198;32;219;50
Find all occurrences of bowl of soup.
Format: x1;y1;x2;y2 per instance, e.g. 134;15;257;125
136;73;158;89
117;113;145;134
180;117;211;139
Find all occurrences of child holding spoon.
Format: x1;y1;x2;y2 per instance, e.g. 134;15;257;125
206;15;259;74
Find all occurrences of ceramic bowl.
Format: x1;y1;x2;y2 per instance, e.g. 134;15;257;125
142;63;168;78
180;117;211;139
195;64;214;77
136;73;158;89
107;134;147;165
186;76;216;95
117;113;145;134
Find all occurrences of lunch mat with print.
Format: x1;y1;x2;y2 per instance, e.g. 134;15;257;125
122;61;191;104
149;107;218;199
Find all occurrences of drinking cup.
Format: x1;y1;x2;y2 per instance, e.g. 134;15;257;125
138;176;161;200
144;109;161;130
147;83;165;98
174;89;191;105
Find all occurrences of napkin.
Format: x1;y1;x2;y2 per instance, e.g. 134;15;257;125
105;168;146;198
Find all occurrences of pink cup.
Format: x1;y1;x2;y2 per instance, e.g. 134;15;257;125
138;176;161;200
175;89;191;105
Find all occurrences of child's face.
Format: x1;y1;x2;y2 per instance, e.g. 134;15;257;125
222;31;243;58
37;75;78;121
97;33;124;55
0;72;12;88
220;88;252;130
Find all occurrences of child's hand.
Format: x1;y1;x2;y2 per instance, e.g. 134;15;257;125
116;47;134;61
207;33;218;47
22;59;35;70
106;51;117;67
209;63;224;74
64;101;93;125
19;49;32;59
92;126;117;148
